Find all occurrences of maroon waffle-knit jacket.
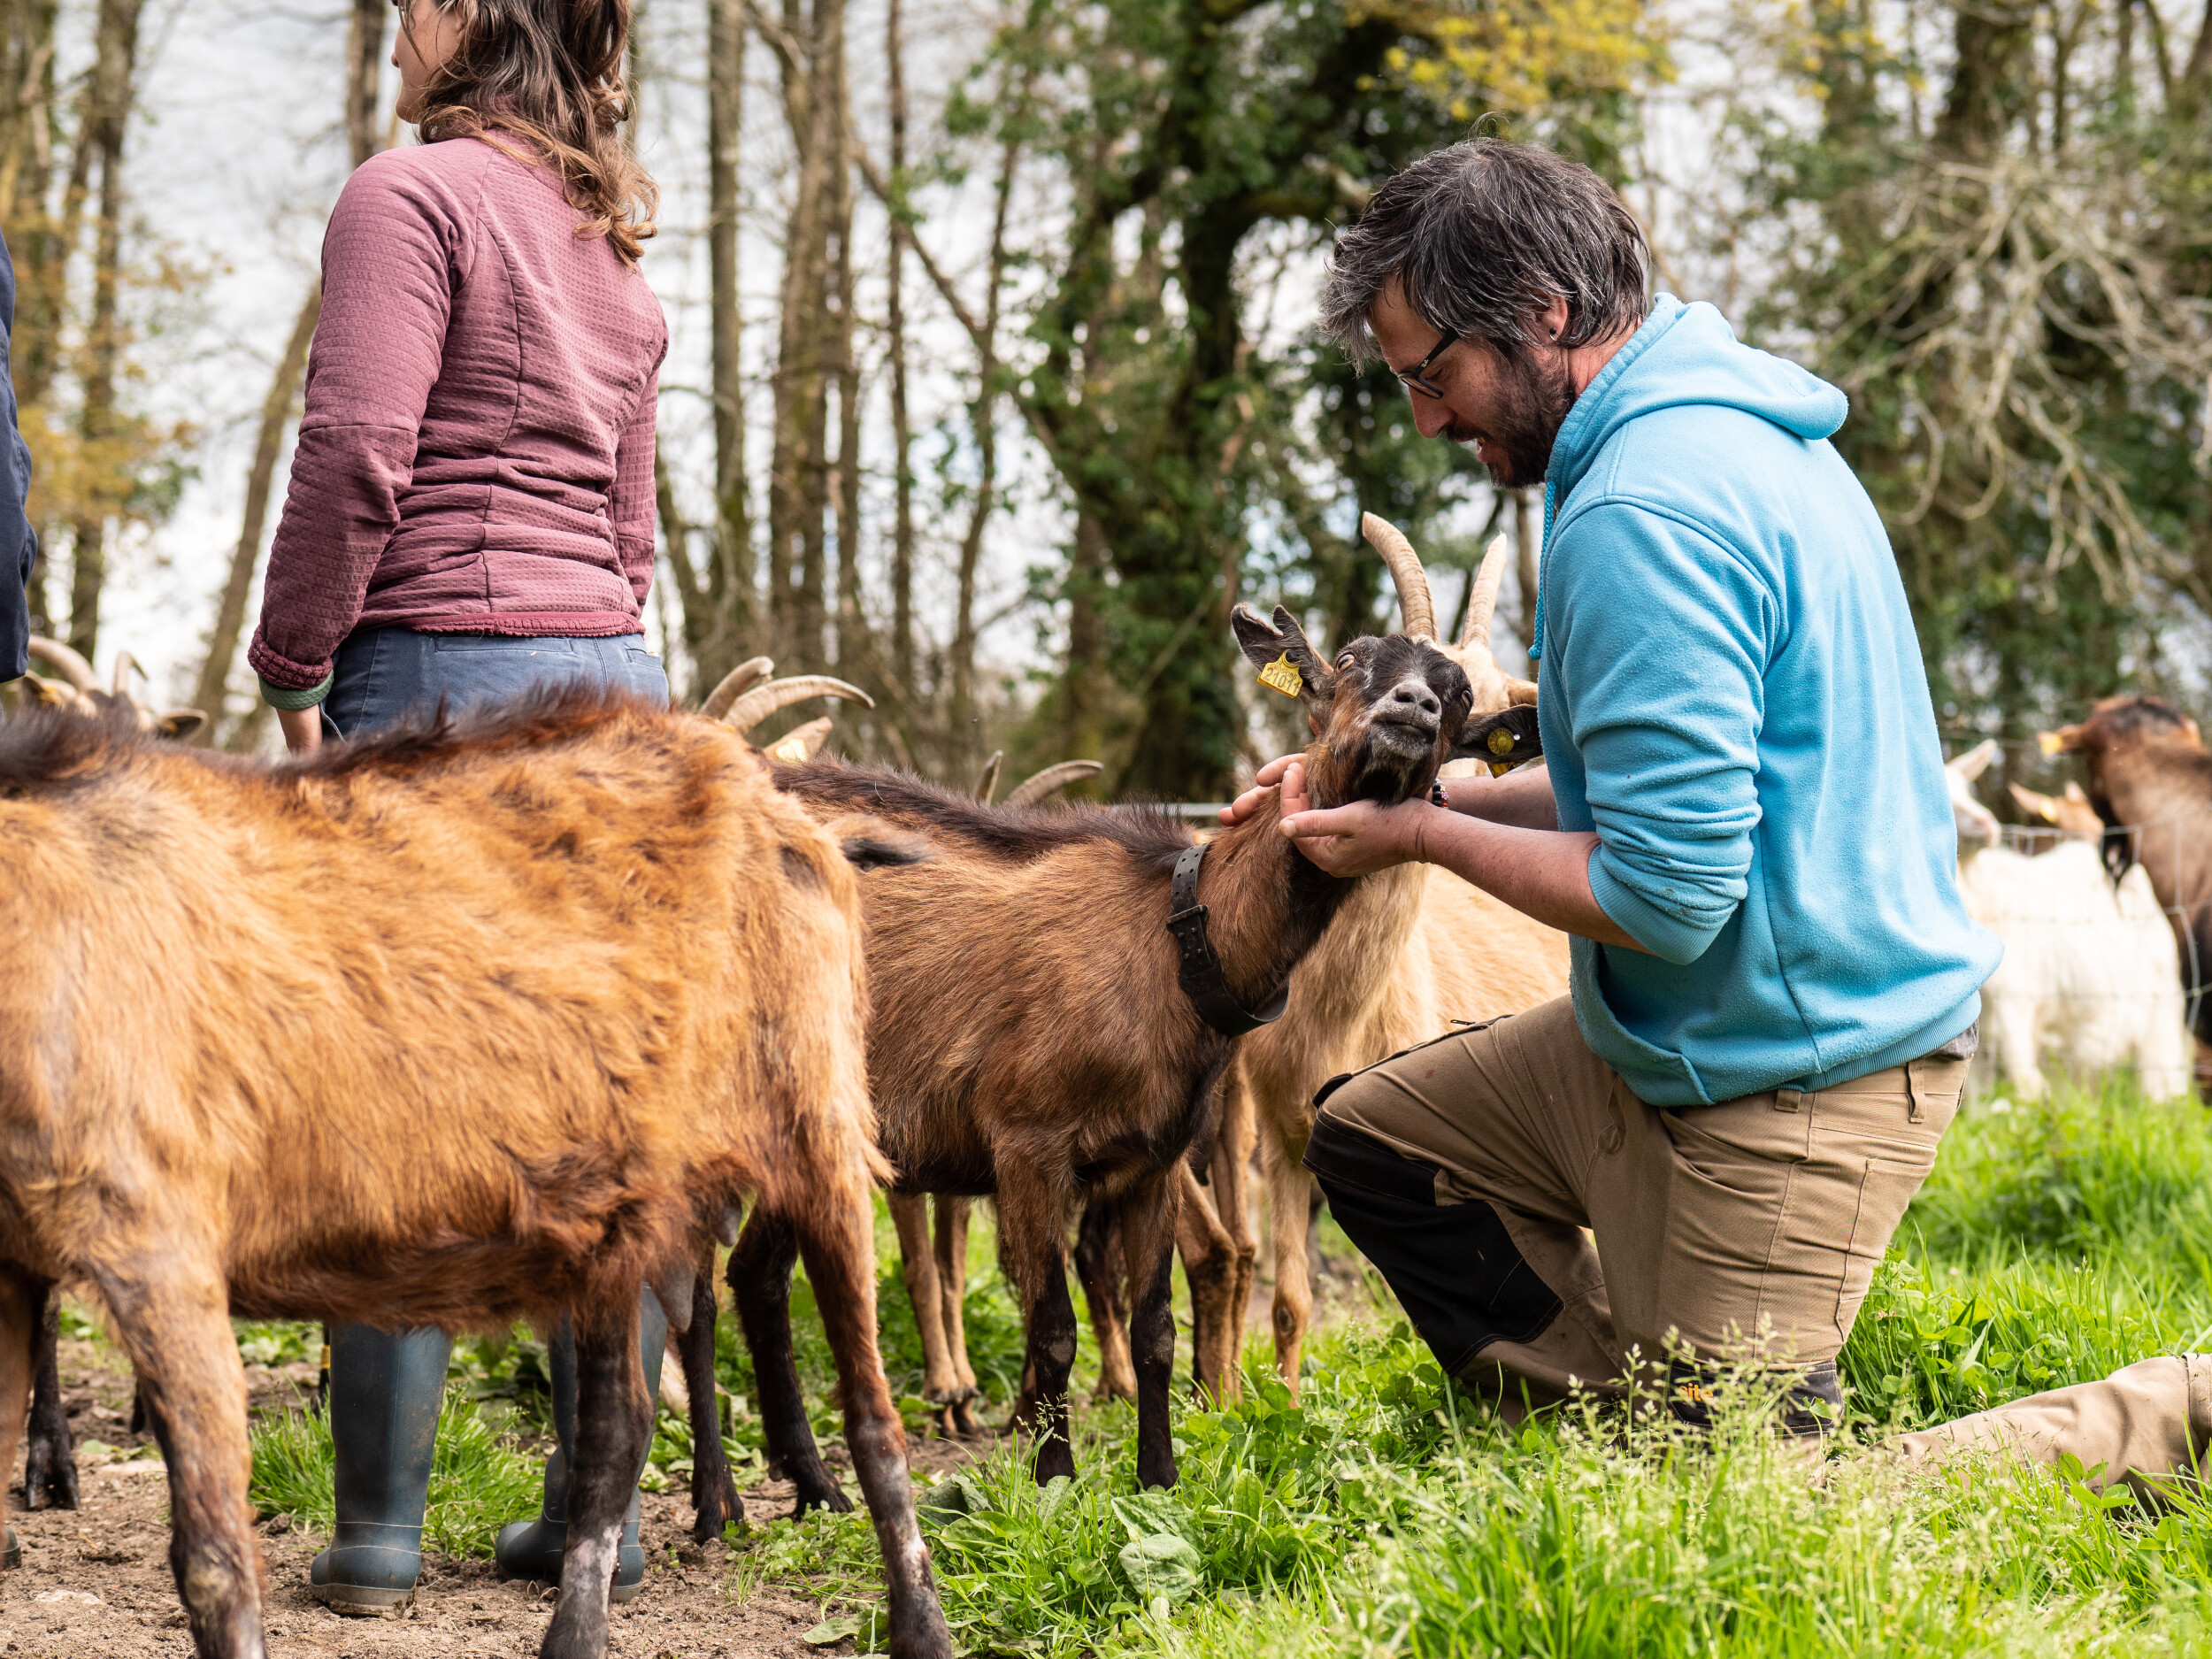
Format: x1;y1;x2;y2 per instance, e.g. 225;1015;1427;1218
249;134;668;697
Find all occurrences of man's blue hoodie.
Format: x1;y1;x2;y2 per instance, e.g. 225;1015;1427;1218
1531;294;1998;1105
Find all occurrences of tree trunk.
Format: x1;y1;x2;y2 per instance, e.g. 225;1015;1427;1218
765;0;845;673
884;0;914;702
947;126;1020;780
191;0;384;737
64;0;144;661
191;283;320;732
699;0;750;687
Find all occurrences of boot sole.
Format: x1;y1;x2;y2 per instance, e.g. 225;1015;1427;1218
311;1582;417;1616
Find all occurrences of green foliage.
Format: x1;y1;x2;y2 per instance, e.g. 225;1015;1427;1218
726;1076;2212;1658
247;1387;541;1559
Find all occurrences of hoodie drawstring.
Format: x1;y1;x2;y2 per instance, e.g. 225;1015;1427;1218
1528;478;1555;662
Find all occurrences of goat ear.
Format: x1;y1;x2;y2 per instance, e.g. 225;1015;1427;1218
2038;726;2080;757
1504;677;1538;707
158;710;208;741
2062;781;2089;803
2008;781;2057;823
2188;717;2203;747
765;716;834;764
1232;603;1331;709
1950;738;1999;782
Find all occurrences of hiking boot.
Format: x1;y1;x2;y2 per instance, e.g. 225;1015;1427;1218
495;1288;667;1604
309;1323;453;1612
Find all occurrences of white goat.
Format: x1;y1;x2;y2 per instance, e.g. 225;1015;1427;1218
1947;740;2190;1100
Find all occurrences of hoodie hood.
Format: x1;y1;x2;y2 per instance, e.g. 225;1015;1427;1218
1530;295;1848;659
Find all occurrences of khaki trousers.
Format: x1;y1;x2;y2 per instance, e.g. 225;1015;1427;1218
1306;995;2209;1491
1304;996;1965;1415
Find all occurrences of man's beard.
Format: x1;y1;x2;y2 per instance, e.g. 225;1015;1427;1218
1447;348;1578;489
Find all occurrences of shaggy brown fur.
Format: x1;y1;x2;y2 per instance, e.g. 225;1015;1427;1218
2051;695;2212;1072
677;607;1475;1516
0;689;946;1659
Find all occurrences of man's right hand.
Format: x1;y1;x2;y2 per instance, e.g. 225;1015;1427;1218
1220;754;1302;826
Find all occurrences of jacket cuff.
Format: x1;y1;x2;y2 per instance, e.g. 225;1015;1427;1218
259;672;334;711
1587;852;1724;966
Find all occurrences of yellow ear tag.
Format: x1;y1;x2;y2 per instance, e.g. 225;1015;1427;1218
770;735;810;764
1488;760;1513;778
2037;731;2065;757
1256;653;1304;699
1486;726;1516;757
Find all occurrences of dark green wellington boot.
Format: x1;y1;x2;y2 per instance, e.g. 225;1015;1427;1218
494;1287;667;1603
310;1323;454;1611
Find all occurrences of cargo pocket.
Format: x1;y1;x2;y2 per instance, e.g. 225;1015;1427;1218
1835;1155;1935;1339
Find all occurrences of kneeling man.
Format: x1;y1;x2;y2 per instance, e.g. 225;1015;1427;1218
1225;137;2207;1489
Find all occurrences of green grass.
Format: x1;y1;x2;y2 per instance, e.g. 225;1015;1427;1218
731;1078;2212;1656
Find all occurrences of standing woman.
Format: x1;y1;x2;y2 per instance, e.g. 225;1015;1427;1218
248;0;672;1614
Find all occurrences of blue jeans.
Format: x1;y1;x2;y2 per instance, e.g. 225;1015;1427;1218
322;628;669;741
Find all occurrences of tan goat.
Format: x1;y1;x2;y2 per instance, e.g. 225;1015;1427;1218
0;690;946;1659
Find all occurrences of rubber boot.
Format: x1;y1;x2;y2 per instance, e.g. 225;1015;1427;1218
494;1288;667;1603
310;1324;453;1612
4;1525;19;1569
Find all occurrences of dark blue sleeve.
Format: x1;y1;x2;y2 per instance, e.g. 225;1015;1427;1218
0;230;31;681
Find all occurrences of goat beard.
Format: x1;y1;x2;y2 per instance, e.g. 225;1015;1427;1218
1447;346;1578;490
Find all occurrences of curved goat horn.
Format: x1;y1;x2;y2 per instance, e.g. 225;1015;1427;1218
1004;759;1102;807
721;674;873;735
27;635;98;695
1460;534;1511;655
1361;513;1435;641
111;650;145;699
700;656;776;720
972;750;1004;805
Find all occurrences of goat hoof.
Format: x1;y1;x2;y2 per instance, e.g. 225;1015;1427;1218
788;1474;854;1517
949;1399;983;1438
23;1447;79;1511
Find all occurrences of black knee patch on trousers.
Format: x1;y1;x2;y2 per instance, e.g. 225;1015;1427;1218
1668;1356;1841;1439
1304;1113;1563;1377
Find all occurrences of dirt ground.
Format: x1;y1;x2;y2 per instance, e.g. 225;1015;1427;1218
0;1335;988;1658
0;1255;1370;1656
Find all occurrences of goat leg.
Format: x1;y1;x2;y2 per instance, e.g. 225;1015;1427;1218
888;1193;963;1436
1073;1199;1135;1404
0;1263;37;1563
727;1208;850;1517
680;1248;741;1543
539;1299;649;1659
22;1277;79;1509
96;1251;265;1658
932;1198;981;1436
1263;1133;1317;1400
1175;1162;1241;1405
996;1171;1079;1484
1119;1174;1181;1490
797;1194;950;1659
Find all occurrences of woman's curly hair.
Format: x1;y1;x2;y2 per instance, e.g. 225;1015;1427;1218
411;0;657;264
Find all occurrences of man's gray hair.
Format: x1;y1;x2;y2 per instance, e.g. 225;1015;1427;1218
1322;139;1650;363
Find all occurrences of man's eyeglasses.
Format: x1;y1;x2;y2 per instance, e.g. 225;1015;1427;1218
1394;331;1460;400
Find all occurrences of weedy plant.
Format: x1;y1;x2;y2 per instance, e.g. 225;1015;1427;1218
248;1386;542;1556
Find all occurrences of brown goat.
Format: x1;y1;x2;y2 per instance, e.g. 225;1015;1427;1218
1075;519;1569;1404
0;690;946;1659
885;750;1107;1439
2047;695;2212;1080
673;603;1476;1528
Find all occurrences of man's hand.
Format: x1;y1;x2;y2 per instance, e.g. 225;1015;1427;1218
1277;758;1433;877
278;705;323;754
1219;753;1300;827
